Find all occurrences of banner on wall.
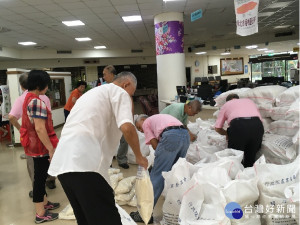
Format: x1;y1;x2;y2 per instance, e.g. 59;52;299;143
0;85;11;121
155;21;184;56
234;0;259;36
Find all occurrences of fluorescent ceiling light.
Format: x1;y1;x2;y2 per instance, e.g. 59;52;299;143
246;45;258;49
195;52;207;55
163;0;182;1
274;25;291;29
94;46;106;49
122;15;142;22
221;52;231;55
258;12;275;17
265;50;274;53
62;20;85;26
267;2;292;9
288;51;298;54
18;42;36;46
75;37;91;41
297;43;300;45
257;48;268;51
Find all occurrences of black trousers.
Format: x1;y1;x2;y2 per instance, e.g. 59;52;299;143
64;109;70;121
33;156;49;203
58;172;122;225
227;117;264;168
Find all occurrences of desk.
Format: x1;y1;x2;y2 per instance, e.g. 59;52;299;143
160;99;218;110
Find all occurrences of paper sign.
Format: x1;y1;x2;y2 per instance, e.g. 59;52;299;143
191;9;202;22
245;65;248;73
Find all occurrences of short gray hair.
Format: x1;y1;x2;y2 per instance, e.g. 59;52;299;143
19;73;28;89
187;100;202;112
114;71;137;87
135;114;148;124
104;65;116;75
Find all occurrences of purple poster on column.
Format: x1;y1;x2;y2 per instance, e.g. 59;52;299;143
155;21;184;56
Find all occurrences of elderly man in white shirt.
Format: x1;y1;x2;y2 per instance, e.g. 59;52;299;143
48;71;148;225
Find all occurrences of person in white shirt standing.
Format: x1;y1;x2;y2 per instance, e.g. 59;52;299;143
48;71;148;225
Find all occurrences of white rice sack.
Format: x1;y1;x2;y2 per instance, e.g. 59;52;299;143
257;102;273;118
239;85;287;106
195;156;244;180
260;134;297;165
284;183;299;224
59;204;75;220
162;158;191;192
196;117;215;129
146;146;155;169
275;85;300;107
270;106;290;121
116;204;138;225
179;180;230;225
262;118;273;132
135;166;154;225
213;109;220;118
108;168;121;176
187;122;201;135
292;131;300;145
255;157;299;225
185;143;220;165
215;88;250;107
110;173;124;190
268;120;299;137
194;166;232;187
127;130;150;164
235;155;266;180
285;98;300;121
115;176;136;195
215;149;244;163
115;187;135;202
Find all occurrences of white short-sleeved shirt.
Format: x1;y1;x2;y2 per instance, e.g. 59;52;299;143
48;84;133;184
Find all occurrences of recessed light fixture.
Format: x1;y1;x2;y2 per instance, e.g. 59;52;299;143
297;43;300;46
75;37;91;42
94;46;106;49
257;48;268;51
122;15;142;22
265;50;274;53
62;20;85;26
195;52;207;55
246;45;258;49
18;42;37;46
163;0;182;1
274;25;291;29
267;2;292;9
221;52;231;55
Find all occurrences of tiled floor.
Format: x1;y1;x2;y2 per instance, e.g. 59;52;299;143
0;107;215;225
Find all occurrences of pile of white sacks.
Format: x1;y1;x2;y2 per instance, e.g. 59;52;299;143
161;154;299;225
213;85;299;165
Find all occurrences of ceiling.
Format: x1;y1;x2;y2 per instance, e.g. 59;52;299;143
0;0;299;57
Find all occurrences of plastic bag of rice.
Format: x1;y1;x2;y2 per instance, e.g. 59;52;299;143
135;166;154;225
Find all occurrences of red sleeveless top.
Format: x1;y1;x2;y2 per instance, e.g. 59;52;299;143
20;92;59;156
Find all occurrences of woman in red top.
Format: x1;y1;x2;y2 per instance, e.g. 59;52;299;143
20;70;60;223
63;81;87;121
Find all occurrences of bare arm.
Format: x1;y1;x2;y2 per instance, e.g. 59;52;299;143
187;129;197;142
215;127;227;136
120;122;148;169
150;138;158;150
71;96;78;104
33;118;55;160
9;114;21;131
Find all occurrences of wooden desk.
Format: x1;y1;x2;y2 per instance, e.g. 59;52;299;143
160;100;218;110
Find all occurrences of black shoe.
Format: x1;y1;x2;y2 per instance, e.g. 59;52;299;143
46;180;56;189
118;163;129;169
29;190;33;198
130;211;153;224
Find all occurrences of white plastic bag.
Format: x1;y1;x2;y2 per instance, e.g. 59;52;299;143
127;130;150;164
59;204;76;220
116;204;138;225
115;176;136;195
135;166;154;225
110;173;124;190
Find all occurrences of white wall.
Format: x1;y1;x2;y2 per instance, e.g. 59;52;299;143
7;69;72;143
186;54;251;84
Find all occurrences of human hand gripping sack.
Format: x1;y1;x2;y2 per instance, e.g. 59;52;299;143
136;155;148;170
